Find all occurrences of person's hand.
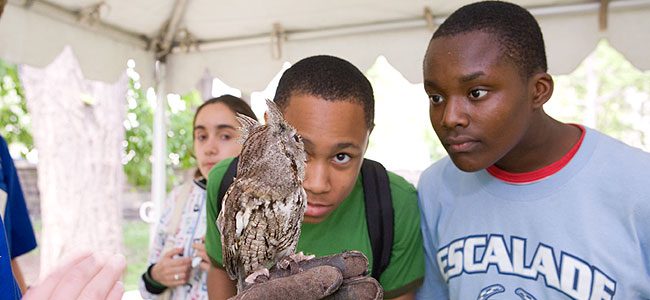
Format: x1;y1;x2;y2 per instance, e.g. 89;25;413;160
192;237;211;272
151;247;192;287
23;251;126;300
231;251;383;300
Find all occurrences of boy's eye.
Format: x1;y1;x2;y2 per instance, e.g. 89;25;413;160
428;94;444;105
469;89;488;99
219;134;232;141
332;153;351;164
196;134;207;141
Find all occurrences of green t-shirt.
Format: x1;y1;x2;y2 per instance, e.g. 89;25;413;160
205;157;424;298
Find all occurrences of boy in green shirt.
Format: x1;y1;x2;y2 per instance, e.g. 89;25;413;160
205;55;424;299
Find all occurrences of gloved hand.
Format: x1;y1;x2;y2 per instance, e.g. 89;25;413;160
230;251;383;300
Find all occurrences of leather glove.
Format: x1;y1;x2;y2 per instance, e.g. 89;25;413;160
230;251;383;300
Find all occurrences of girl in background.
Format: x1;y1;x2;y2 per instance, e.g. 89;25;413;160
139;95;257;300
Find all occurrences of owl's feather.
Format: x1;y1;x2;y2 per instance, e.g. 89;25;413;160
235;113;260;144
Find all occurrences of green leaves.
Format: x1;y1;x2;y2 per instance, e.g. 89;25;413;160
123;65;201;189
0;60;32;158
551;40;650;151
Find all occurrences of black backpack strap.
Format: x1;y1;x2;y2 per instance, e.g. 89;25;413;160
216;157;239;212
361;159;394;281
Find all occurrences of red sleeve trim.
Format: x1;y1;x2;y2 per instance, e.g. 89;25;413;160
486;124;585;184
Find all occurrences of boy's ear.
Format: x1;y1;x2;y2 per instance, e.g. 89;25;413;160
530;72;554;109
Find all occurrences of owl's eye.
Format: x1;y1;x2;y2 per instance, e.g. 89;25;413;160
293;134;302;143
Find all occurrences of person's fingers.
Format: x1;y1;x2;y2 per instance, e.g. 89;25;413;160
192;242;205;251
165;272;189;287
105;281;125;300
166;256;192;267
199;261;210;272
163;247;185;258
194;250;210;264
151;256;188;285
167;269;186;281
166;265;192;283
77;254;126;300
154;264;187;287
156;256;191;281
168;263;191;275
180;274;190;284
196;247;208;259
49;253;108;299
22;251;94;300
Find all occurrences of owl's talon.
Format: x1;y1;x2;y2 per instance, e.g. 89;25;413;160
292;251;316;262
278;251;316;271
245;268;270;284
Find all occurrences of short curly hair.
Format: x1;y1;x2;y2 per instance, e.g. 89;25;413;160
273;55;375;129
432;1;548;77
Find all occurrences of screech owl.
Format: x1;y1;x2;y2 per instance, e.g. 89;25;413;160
217;99;307;292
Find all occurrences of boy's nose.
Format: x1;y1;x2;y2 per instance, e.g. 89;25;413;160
303;162;331;195
441;98;469;129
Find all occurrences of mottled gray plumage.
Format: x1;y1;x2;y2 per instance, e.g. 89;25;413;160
217;99;307;292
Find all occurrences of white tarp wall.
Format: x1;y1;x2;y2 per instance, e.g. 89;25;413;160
0;3;155;88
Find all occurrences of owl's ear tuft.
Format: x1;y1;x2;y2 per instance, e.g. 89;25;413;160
265;99;286;132
236;113;260;144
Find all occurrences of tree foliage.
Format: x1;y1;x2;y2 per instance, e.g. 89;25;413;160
549;40;650;151
0;60;33;157
122;62;201;188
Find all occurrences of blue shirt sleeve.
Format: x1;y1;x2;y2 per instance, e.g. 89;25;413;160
0;136;37;258
0;217;22;299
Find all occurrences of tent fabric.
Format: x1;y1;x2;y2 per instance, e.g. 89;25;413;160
0;4;154;88
167;2;650;93
1;0;649;94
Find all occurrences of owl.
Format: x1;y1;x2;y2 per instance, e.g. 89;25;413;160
217;99;307;292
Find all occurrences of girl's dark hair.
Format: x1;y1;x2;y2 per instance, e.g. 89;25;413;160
192;94;258;130
192;95;257;179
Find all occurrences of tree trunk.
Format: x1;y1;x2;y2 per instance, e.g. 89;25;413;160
19;47;127;275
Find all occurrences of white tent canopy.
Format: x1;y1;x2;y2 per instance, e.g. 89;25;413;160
2;0;650;95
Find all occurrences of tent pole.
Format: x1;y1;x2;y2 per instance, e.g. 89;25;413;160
150;59;167;241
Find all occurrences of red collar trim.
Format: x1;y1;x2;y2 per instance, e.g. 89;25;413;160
486;124;585;184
